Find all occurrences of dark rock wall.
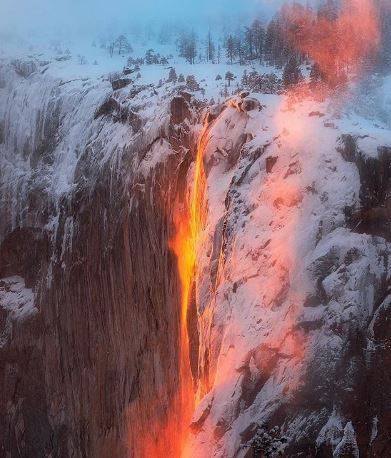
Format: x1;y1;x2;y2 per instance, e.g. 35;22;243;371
0;67;197;457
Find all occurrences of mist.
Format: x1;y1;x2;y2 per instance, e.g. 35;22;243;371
0;0;289;44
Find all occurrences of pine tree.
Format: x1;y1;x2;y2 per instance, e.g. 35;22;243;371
115;35;132;55
251;19;265;63
158;24;172;45
264;20;277;65
225;35;236;64
186;75;199;90
234;36;245;65
108;41;115;58
241;69;249;86
178;32;197;64
217;44;222;64
168;68;177;83
145;49;158;65
206;31;215;63
264;17;286;67
282;56;303;87
309;62;323;85
244;26;254;60
378;0;391;71
317;0;338;21
225;71;235;87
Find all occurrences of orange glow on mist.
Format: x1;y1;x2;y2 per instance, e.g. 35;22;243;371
263;0;382;398
283;0;380;87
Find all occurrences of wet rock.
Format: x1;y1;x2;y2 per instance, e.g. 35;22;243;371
284;160;302;178
179;91;192;103
205;103;225;124
337;134;358;162
357;146;390;208
365;294;391;454
210;216;225;289
54;55;71;62
334;422;359;457
190;392;213;432
170;95;191;125
239;91;250;99
127;110;142;132
0;228;50;288
227;96;261;113
123;67;136;75
324;121;337;129
0;71;195;457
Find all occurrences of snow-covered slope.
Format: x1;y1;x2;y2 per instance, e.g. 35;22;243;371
187;92;390;456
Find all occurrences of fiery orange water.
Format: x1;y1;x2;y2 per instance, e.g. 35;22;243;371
134;125;210;458
171;125;208;344
141;124;209;458
168;124;210;457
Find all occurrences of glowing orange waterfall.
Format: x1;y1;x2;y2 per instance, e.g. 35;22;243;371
168;124;209;457
137;124;209;458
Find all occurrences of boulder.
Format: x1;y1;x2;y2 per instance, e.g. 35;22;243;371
241;97;260;112
111;78;132;91
170;95;191;125
94;97;121;119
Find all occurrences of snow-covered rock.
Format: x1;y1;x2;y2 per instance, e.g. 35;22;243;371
0;56;390;457
186;92;391;457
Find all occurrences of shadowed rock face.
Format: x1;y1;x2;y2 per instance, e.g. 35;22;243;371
338;135;391;240
40;161;183;457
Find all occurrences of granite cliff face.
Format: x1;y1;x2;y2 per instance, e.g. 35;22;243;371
0;61;200;457
0;61;390;458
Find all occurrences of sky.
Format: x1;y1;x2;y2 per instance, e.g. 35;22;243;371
0;0;289;42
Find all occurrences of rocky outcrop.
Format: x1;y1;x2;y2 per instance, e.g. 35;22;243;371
11;59;39;78
338;135;391;240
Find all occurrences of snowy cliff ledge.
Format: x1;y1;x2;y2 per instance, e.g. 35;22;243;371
0;58;390;457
